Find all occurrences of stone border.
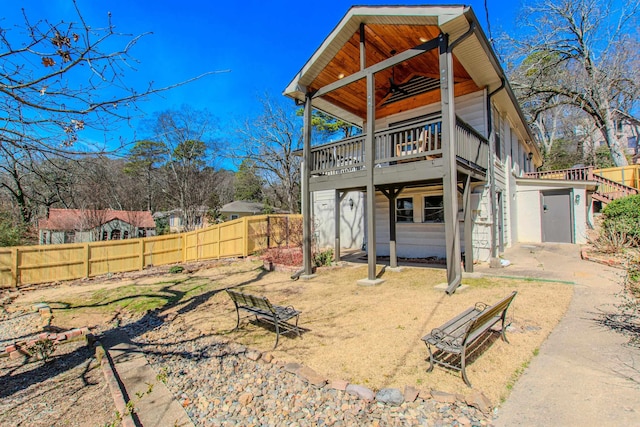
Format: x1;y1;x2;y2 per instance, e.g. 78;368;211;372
235;344;493;416
95;342;136;427
1;304;91;360
580;248;626;268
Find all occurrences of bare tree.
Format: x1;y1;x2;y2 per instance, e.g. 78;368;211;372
0;2;214;156
0;2;224;236
234;95;302;213
504;0;640;166
149;105;219;231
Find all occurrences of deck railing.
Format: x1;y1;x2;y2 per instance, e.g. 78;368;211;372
524;166;638;202
309;116;488;176
524;166;593;181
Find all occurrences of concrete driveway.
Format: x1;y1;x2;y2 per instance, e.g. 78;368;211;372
474;243;640;426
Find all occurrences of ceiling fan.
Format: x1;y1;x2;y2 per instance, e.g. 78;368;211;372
385;50;408;97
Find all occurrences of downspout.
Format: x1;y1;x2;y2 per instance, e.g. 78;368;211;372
487;79;506;262
444;21;477;295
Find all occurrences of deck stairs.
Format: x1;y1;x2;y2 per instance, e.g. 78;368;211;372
524;166;639;204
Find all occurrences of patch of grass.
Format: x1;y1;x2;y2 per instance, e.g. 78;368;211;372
53;277;222;316
501;348;538;402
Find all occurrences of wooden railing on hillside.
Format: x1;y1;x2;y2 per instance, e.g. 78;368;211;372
524;166;638;203
0;214;302;288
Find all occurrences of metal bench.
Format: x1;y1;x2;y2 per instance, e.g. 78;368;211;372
421;291;517;387
226;289;301;349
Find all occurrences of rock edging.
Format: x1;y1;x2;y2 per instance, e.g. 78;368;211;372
2;303;91;360
239;345;494;415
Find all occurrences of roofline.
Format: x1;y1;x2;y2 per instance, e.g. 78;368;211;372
283;4;542;164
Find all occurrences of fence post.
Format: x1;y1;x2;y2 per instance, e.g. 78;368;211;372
216;224;221;260
84;243;90;278
243;217;249;258
182;234;187;263
196;230;200;261
266;216;271;249
11;247;18;287
139;239;145;271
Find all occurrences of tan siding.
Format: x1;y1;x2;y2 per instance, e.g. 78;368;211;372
373;188;464;259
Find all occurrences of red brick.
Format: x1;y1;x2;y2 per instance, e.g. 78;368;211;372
10;349;27;359
5;344;16;353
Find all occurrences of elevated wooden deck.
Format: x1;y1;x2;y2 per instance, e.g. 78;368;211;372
524;166;639;203
307;116;489;192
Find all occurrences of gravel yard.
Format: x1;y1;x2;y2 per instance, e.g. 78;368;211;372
0;308;114;427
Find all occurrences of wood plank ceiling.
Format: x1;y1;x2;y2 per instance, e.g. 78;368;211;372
308;24;479;121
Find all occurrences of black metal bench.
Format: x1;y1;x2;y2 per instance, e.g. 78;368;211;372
226;289;301;349
421;291;517;387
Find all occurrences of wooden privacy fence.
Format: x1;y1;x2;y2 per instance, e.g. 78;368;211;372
0;214;302;288
593;165;640;190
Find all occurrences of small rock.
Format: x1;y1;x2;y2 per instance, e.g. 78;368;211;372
345;384;375;402
431;390;457;403
376;388;404;406
238;392;253;406
296;366;327;388
327;379;349;391
457;416;471;426
262;353;274;363
284;362;302;374
465;390;492;414
245;349;262;361
403;385;419;402
418;389;432;400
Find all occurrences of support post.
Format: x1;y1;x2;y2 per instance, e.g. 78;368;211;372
389;193;398;269
335;191;346;262
381;187;403;270
359;23;366;71
463;174;474;272
358;71;384;286
302;95;314;276
440;34;462;294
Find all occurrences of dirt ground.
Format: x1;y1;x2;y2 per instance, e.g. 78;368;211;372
2;258;573;406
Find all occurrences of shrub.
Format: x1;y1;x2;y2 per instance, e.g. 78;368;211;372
313;248;334;267
601;195;640;247
169;265;184;274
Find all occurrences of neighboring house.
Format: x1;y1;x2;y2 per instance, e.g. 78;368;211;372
39;209;156;245
220;201;268;221
576;110;640;159
153;207;209;233
285;5;595;292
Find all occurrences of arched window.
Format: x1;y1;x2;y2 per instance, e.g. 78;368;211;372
102;231;108;241
111;229;121;240
123;231;129;239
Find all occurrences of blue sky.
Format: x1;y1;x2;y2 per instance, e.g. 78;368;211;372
4;1;523;153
